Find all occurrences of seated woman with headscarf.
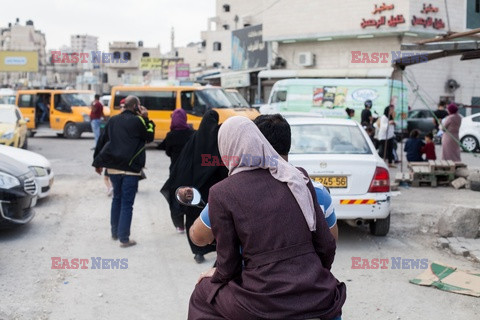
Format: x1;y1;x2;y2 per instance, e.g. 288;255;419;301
188;116;346;320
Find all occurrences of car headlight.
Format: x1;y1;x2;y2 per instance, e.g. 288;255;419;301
0;171;20;189
82;113;91;122
29;166;48;177
1;131;14;140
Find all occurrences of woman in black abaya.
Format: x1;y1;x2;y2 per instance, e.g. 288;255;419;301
161;110;228;263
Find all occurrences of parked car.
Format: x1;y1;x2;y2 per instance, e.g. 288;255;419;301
0;154;38;228
286;117;391;236
0;145;54;198
0;104;28;149
460;113;480;152
406;109;436;137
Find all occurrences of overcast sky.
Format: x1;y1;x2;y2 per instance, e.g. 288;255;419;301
0;0;215;52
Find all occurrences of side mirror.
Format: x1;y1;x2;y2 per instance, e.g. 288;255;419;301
175;186;204;207
18;119;27;125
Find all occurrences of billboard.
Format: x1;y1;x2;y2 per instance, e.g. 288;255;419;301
232;24;268;71
0;51;38;72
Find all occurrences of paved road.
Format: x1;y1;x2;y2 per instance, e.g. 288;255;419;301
1;132;479;320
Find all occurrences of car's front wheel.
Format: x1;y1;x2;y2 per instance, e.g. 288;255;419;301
64;122;80;139
369;214;390;236
461;135;479;152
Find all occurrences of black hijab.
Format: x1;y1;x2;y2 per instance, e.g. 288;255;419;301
161;110;228;202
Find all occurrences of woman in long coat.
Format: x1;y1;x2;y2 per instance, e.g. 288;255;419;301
159;109;194;231
161;110;228;263
441;103;462;162
188;116;346;320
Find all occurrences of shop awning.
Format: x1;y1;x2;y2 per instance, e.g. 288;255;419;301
257;67;394;79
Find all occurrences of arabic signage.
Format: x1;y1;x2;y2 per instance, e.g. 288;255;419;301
411;3;445;29
139;57;163;70
168;63;190;80
232;24;268;71
0;51;38;72
361;3;405;28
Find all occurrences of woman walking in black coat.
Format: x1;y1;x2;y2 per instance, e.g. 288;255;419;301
161;110;228;263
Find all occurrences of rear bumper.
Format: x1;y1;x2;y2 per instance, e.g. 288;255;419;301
332;193;391;220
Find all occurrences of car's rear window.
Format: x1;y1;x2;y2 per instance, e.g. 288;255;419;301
290;124;372;154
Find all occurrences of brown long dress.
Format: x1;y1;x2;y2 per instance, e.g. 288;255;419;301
188;169;346;320
441;113;462;162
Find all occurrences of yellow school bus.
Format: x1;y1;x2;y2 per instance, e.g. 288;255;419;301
16;90;110;138
109;86;259;141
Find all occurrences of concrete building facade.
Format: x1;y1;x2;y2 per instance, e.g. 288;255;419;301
0;19;46;87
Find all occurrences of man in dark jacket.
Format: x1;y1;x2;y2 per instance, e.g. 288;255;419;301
92;95;155;248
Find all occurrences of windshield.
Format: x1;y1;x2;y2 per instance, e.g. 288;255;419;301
226;91;250;108
197;89;235;108
0;95;16;105
290;124;372;154
0;109;17;123
58;93;94;107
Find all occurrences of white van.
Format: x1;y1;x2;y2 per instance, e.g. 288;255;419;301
261;78;408;128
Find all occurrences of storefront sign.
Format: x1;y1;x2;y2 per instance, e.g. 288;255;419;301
221;73;250;88
139;57;163;70
361;3;405;28
168;63;190;80
372;3;395;14
411;2;445;30
411;16;445;29
421;3;439;14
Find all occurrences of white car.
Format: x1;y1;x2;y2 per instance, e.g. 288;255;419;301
286;117;391;236
460;113;480;152
0;145;54;198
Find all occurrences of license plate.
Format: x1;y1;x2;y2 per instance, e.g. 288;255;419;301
313;176;347;188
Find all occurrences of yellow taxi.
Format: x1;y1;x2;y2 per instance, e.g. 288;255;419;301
0;104;28;149
109;86;259;141
16;90;110;139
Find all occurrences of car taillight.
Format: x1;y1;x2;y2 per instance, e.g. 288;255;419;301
368;167;390;193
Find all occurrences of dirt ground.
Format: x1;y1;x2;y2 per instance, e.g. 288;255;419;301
1;134;479;320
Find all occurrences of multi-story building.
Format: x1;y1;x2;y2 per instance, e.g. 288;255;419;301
71;34;98;52
0;19;46;87
105;41;167;90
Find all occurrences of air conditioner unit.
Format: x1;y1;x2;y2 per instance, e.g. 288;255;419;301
298;52;315;67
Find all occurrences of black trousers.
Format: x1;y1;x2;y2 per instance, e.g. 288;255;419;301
378;138;394;164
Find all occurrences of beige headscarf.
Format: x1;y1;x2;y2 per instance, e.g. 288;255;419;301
218;116;317;231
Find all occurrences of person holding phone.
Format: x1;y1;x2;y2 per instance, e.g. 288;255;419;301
92;95;155;248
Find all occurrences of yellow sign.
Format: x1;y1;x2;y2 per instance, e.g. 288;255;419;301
139;57;163;70
0;51;38;72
